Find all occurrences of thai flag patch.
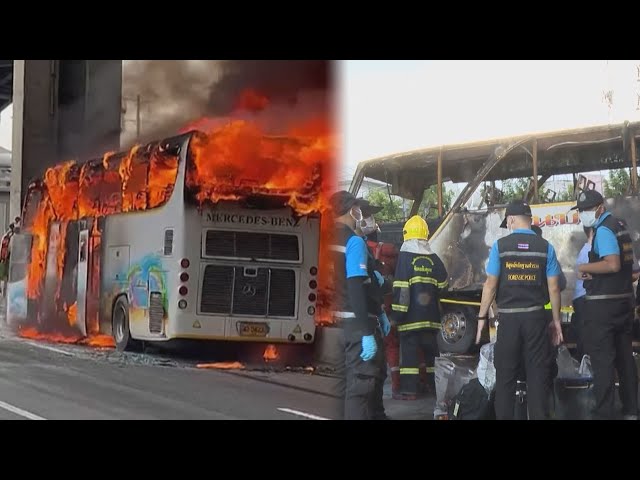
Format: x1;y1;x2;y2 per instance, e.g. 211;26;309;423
517;243;529;250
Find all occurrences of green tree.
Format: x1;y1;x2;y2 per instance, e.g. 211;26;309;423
365;189;404;222
419;184;454;219
603;169;631;198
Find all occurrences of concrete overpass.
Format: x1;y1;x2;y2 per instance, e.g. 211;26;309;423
8;60;122;220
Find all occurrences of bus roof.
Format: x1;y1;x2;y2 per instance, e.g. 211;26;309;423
352;121;640;199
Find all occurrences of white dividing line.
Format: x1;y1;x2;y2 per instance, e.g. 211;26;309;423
0;400;46;420
277;407;330;420
25;342;74;357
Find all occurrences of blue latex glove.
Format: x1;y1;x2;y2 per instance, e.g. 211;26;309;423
378;312;391;337
373;270;385;287
360;335;377;361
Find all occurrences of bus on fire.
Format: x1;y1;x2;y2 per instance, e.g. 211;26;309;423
7;129;323;351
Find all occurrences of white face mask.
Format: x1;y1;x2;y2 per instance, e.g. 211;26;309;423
361;216;377;236
579;210;597;228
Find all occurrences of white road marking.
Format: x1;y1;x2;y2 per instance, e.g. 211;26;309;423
277;407;330;420
25;342;74;357
0;400;46;420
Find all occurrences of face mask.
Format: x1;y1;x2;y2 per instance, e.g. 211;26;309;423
350;207;363;224
361;216;377;236
579;210;597;228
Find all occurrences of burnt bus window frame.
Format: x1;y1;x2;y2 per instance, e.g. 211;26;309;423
21;140;181;227
200;229;302;264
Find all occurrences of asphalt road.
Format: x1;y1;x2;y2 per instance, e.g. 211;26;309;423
0;337;341;420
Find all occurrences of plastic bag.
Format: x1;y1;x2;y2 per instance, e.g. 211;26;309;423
434;355;477;417
578;355;593;379
477;342;496;393
556;345;581;379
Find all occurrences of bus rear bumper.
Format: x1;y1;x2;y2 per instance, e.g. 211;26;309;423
165;315;316;344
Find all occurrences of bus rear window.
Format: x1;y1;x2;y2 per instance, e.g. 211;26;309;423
203;230;300;262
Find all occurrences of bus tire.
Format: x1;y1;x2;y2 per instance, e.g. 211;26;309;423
437;305;477;354
112;296;136;352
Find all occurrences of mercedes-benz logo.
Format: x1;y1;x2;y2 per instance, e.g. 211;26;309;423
242;284;256;297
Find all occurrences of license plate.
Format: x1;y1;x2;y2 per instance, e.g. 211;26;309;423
238;322;269;337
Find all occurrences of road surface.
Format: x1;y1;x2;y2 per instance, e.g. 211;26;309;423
0;335;341;420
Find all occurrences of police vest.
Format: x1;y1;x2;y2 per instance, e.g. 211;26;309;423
496;232;549;313
330;223;382;316
585;215;634;301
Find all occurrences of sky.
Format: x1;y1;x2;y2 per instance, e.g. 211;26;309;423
2;60;640;179
339;60;640;182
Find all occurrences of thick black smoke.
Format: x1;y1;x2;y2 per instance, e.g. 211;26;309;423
121;60;330;146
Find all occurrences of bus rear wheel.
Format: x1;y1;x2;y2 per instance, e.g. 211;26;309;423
437;305;478;354
113;296;137;352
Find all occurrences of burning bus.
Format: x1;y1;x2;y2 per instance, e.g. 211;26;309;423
8;120;330;351
350;121;640;354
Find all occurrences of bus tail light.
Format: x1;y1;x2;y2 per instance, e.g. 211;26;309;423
309;280;317;289
178;299;188;309
307;306;315;315
308;293;316;302
180;272;189;282
179;286;188;296
310;266;318;276
181;258;190;269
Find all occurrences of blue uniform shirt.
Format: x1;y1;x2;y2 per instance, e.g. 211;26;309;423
345;235;369;278
592;212;620;258
486;228;562;278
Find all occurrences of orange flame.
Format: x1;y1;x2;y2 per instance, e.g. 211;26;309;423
185;117;332;216
80;335;115;348
263;344;279;362
19;326;81;344
197;362;245;370
65;301;77;327
235;88;270;113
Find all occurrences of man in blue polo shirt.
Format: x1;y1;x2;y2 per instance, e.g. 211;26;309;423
475;200;563;420
573;189;638;420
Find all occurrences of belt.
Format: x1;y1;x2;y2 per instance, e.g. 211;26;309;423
584;293;634;301
497;305;544;314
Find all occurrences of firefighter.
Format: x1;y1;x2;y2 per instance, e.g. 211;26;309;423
329;191;387;420
391;215;448;401
573;190;638;420
355;199;392;420
475;200;563;420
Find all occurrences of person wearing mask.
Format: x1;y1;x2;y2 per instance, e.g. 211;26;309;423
328;191;386;420
391;215;448;402
475;200;563;420
573;190;638;420
356;199;409;397
355;199;392;419
571;227;593;359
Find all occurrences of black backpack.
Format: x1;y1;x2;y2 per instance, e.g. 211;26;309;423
448;378;496;420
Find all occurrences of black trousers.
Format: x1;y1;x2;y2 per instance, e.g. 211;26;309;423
399;329;438;395
494;310;553;420
336;327;386;420
571;296;587;360
583;298;638;419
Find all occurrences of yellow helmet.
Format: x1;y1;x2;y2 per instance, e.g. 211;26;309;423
403;215;429;241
